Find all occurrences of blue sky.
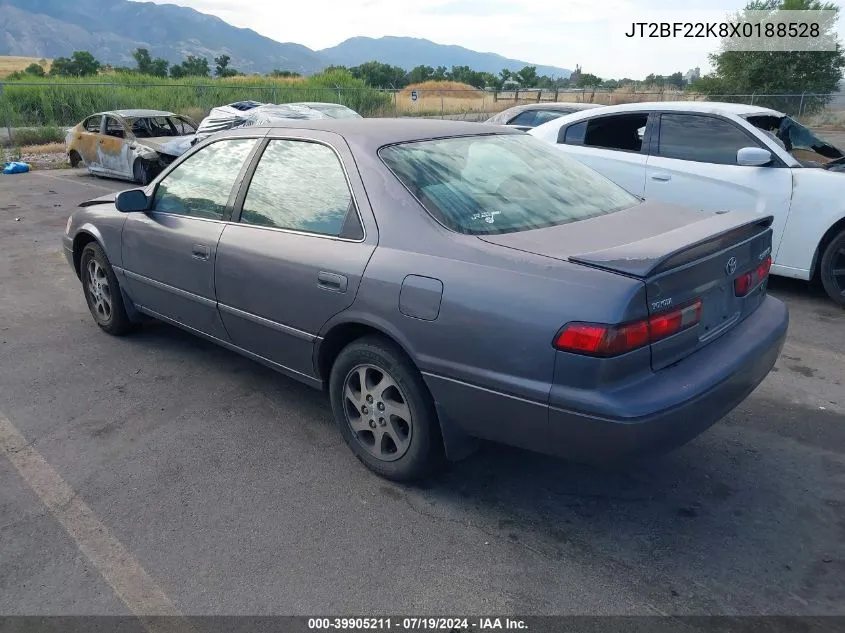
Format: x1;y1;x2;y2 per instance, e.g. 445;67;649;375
143;0;845;78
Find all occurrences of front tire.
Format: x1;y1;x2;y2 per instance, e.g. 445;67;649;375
80;242;133;335
133;159;153;186
329;336;444;482
820;229;845;307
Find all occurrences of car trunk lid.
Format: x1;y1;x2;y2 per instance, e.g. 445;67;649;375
479;200;774;369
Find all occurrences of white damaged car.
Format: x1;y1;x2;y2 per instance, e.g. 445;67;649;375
530;101;845;305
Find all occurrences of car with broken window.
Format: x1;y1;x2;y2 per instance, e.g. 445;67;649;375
484;102;602;130
529;101;845;306
62;119;788;481
66;109;198;185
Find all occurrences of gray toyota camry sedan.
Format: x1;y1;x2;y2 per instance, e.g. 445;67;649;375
62;118;789;481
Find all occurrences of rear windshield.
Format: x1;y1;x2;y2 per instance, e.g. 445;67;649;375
379;133;639;235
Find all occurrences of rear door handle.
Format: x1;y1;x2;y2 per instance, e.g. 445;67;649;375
650;172;671;182
317;271;348;292
192;244;211;261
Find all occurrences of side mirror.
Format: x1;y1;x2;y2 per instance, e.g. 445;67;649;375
115;189;149;213
737;147;773;167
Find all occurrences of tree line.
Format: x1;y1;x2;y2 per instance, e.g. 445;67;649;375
4;0;842;101
6;47;693;90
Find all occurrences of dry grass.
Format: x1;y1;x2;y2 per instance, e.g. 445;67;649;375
19;142;65;154
0;56;52;78
801;108;845;130
397;81;494;114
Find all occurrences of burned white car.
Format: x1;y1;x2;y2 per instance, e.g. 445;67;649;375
66;109;198;184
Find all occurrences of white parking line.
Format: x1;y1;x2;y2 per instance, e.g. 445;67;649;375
31;171;120;193
0;413;193;633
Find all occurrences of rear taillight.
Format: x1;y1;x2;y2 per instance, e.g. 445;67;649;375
734;255;772;297
553;299;703;357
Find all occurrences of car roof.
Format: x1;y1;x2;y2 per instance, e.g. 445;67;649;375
211;117;524;151
556;101;784;117
96;109;180;118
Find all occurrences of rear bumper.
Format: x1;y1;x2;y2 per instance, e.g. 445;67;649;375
425;295;788;464
547;294;788;463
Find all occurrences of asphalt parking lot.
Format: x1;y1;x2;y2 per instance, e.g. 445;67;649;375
1;168;843;617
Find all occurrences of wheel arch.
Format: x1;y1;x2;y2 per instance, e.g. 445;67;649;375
811;216;845;281
314;317;419;388
315;314;479;462
71;229;103;279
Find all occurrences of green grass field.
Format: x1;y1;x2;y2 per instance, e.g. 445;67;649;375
0;71;392;126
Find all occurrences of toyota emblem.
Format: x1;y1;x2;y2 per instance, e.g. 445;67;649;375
725;256;738;275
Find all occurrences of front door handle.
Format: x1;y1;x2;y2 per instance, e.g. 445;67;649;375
317;271;348;292
192;244;211;261
650;172;671;182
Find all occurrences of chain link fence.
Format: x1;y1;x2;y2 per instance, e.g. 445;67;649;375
1;81;844;144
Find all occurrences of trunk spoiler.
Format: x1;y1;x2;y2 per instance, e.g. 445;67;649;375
78;193;117;208
569;212;774;278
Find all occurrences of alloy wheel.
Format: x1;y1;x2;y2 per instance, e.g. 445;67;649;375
342;364;413;462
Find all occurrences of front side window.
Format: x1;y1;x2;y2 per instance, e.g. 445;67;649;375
240;140;355;237
152;138;257;220
380;134;639;235
657;114;757;165
104;117;125;139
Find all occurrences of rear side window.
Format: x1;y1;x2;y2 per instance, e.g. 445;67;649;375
508;110;537;126
152;138;257;220
657;114;758;165
585;114;649;152
561;121;587;145
84;116;101;133
240;140;356;237
380;134;639;235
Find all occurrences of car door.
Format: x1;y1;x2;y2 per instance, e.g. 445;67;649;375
644;113;792;258
121;136;261;339
95;116;134;178
215;131;377;380
555;111;654;196
73;115;104;169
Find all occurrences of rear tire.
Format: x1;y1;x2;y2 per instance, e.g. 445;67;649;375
80;242;133;336
329;335;444;482
68;150;82;168
820;229;845;307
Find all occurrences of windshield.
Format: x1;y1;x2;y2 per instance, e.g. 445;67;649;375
379;134;640;235
129;116;197;138
747;114;843;166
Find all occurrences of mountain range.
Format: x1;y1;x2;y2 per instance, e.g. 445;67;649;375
0;0;571;78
